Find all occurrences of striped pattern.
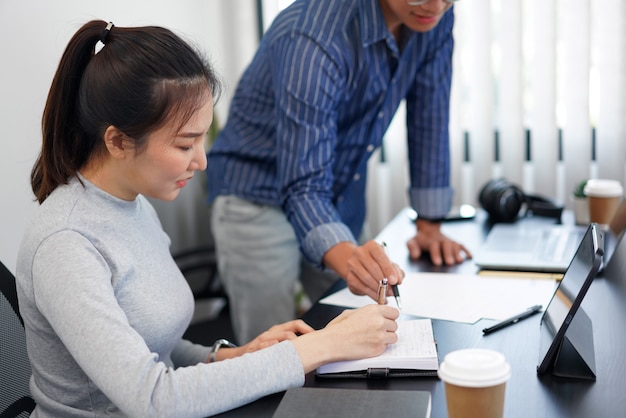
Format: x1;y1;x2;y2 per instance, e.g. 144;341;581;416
208;0;455;264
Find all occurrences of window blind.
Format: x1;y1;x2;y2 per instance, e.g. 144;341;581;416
259;0;625;234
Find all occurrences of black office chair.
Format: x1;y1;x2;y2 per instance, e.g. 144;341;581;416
173;244;227;302
0;261;35;417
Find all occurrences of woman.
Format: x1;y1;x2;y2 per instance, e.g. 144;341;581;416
16;20;399;417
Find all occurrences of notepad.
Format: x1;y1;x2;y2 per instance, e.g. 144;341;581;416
316;319;438;377
273;387;431;418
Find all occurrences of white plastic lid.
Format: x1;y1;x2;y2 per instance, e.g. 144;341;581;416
438;349;511;388
584;179;623;198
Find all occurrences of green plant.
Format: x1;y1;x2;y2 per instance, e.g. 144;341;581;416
573;179;588;198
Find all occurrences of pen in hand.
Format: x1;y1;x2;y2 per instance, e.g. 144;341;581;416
382;242;402;309
377;278;388;305
482;304;543;335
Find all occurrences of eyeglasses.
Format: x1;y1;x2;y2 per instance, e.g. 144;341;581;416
406;0;460;5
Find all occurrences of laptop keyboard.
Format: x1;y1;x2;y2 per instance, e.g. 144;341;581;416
535;230;585;262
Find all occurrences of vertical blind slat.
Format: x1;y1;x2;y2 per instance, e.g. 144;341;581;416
559;0;593;199
528;0;558;199
594;0;626;185
496;0;526;191
450;0;494;205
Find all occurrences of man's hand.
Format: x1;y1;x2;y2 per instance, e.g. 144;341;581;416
407;219;472;266
323;240;405;301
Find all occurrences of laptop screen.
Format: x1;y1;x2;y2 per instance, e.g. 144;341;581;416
537;223;603;376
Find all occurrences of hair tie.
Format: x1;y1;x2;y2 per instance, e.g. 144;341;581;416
94;22;114;55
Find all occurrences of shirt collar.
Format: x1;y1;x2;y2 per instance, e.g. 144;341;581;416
360;0;394;47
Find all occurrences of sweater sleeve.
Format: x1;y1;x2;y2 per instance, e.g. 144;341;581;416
171;339;212;367
30;231;304;417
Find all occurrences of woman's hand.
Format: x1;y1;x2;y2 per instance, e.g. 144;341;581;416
291;304;400;373
242;320;315;352
324;304;400;360
212;320;315;362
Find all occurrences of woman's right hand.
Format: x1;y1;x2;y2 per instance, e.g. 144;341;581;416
290;304;399;373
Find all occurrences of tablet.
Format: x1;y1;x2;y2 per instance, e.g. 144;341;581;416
536;223;603;377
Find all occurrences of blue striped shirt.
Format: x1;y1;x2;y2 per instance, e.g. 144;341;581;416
207;0;455;265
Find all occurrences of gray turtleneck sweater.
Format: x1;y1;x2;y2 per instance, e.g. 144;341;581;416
16;176;303;417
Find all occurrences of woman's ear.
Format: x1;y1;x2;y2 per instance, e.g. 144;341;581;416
103;125;132;160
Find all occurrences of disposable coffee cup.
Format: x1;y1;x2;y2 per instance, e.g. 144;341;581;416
438;349;511;418
584;179;623;228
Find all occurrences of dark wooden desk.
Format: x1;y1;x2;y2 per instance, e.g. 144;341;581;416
217;209;626;418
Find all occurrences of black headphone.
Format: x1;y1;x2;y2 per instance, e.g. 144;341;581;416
478;178;563;223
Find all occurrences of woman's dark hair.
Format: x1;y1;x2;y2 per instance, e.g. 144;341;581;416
32;20;221;203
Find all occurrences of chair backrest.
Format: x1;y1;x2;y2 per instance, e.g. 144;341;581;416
0;261;35;417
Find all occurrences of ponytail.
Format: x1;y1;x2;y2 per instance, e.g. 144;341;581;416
33;21;107;203
32;20;221;203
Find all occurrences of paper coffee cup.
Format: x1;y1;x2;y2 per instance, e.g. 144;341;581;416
584;179;623;227
438;349;511;418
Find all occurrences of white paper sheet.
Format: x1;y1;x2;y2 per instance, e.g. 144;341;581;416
319;272;557;324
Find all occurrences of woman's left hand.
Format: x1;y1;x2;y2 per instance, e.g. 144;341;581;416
243;320;315;352
214;320;316;362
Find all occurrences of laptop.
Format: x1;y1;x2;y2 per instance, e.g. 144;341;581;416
474;200;626;273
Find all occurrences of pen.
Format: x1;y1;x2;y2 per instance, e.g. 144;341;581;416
482;304;543;335
377;278;388;305
382;242;401;309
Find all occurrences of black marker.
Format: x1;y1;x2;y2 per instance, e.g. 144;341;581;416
482;305;542;335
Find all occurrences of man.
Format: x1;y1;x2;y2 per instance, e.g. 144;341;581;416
207;0;471;343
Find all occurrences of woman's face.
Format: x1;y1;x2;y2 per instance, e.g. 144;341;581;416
381;0;453;33
120;98;213;202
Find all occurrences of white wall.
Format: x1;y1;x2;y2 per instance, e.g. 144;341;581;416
0;0;259;273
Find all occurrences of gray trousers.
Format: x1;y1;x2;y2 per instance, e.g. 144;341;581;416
211;195;338;344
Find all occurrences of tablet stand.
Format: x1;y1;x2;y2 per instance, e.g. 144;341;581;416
551;307;596;380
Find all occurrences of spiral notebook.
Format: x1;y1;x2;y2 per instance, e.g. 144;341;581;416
316;319;438;378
